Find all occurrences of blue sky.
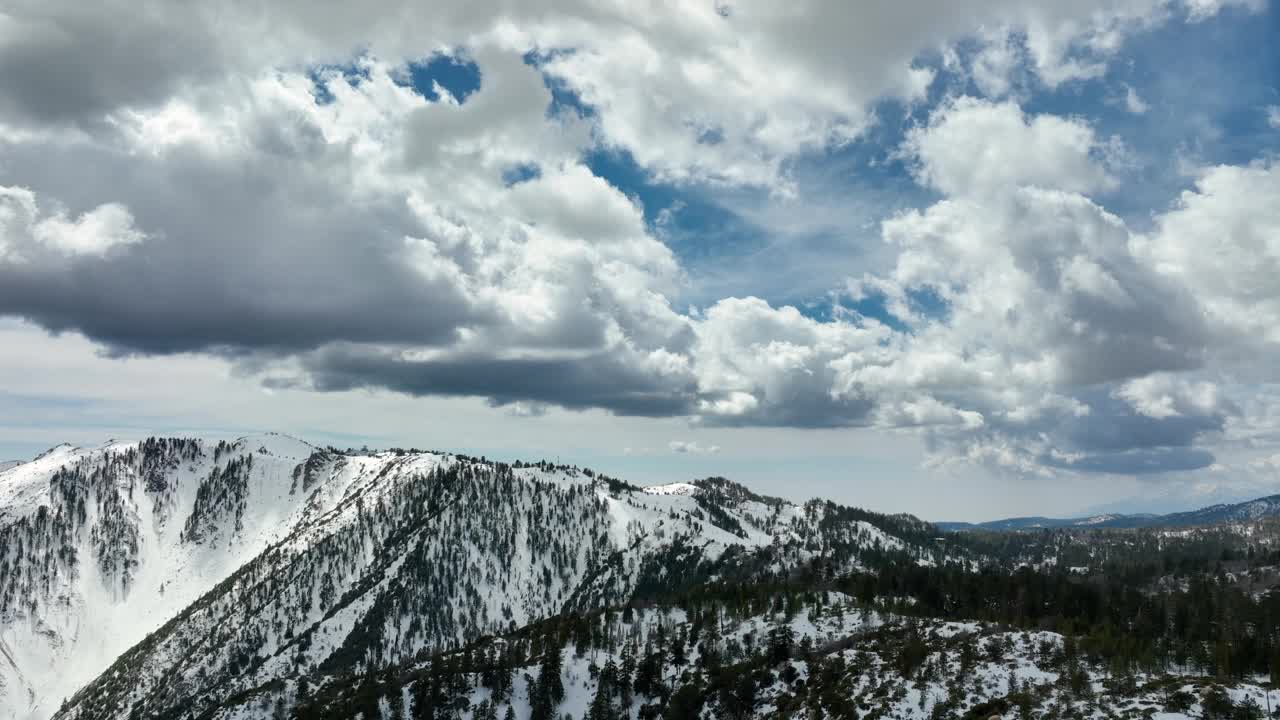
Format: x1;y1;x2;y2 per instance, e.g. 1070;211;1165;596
0;0;1278;521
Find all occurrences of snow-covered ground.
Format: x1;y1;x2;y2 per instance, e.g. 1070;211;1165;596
200;593;1279;720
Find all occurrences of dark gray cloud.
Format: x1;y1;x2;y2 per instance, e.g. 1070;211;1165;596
280;346;697;418
1045;447;1218;475
0;60;691;421
0;2;225;126
1062;391;1230;455
1053;390;1230;473
920;383;1235;475
0;141;481;354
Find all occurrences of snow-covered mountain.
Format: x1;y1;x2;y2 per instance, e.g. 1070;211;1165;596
0;436;949;720
0;435;336;719
1159;495;1280;526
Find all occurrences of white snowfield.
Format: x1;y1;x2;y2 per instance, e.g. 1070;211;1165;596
0;435;946;720
0;434;322;720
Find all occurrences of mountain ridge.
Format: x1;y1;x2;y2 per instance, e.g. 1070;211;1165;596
938;493;1280;531
0;435;953;720
6;436;1280;720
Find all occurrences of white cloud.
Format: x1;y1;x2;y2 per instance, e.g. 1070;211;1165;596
502;401;549;418
0;74;1259;478
826;94;1261;475
33;203;145;257
873;396;986;429
877;186;1204;385
843;185;1216;472
1123;85;1150;114
0;0;1256;191
1267;105;1280;128
1115;374;1230;420
1133;161;1280;348
690;297;885;426
0;186;145;259
970;30;1023;97
958;0;1254;92
1184;0;1267;21
902;97;1113;197
669;440;720;455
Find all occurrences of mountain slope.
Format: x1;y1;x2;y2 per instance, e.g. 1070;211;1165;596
1159;495;1280;526
111;586;1280;720
0;437;952;720
0;435;343;720
56;466;952;720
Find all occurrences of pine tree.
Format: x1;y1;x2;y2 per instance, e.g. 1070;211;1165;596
586;678;616;720
541;648;565;705
530;648;565;720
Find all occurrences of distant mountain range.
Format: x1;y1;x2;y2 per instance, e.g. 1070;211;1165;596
939;493;1280;531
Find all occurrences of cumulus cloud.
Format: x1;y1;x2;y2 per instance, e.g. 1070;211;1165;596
1133;161;1280;349
831;94;1244;475
968;30;1024;98
690;297;885;427
0;0;1254;187
902;97;1114;197
0;0;1272;482
0;55;683;362
0;187;145;260
1116;374;1233;421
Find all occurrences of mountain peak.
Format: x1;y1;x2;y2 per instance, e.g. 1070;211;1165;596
232;431;317;458
690;475;790;507
0;435;956;720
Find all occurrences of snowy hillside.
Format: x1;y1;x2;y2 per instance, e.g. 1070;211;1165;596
197;590;1279;720
0;435;335;720
0;436;949;720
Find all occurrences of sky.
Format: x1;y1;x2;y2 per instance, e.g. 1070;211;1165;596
0;1;1278;522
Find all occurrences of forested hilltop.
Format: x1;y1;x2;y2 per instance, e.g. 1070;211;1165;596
194;523;1280;720
3;436;1279;720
